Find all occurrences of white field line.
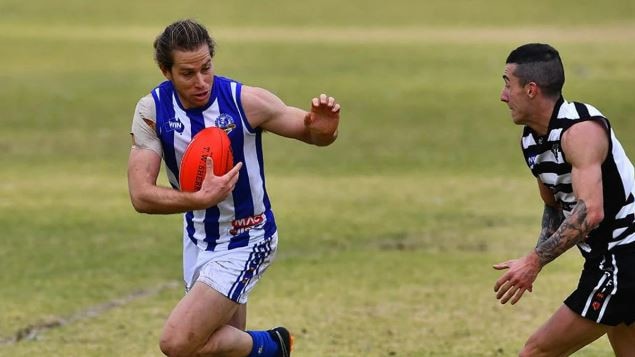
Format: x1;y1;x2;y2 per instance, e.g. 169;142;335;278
1;24;634;44
0;281;180;346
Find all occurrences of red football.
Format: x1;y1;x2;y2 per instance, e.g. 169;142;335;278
179;127;234;192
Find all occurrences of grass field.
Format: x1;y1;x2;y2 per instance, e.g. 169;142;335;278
1;1;634;356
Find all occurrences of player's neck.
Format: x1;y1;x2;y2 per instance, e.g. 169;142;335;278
528;97;558;136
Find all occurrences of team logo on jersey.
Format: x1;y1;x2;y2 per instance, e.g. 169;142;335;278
527;155;537;169
215;114;236;133
161;117;185;134
551;143;560;161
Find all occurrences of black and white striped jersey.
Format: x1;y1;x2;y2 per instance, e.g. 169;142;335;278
521;97;635;257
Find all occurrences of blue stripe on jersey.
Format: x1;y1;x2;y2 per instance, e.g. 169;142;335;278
203;206;221;251
230;82;276;234
185;211;196;244
226;116;256;219
234;85;272;213
228;232;250;250
152;87;179;189
264;209;277;238
151;77;277;251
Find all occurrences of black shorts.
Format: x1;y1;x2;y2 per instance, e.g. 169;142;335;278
564;245;635;326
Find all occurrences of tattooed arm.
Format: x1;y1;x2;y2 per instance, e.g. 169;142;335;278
534;120;608;267
535;200;593;266
536;180;564;247
536;204;564;247
493;120;608;304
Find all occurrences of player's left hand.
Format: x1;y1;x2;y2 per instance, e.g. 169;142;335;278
493;251;542;304
304;94;340;140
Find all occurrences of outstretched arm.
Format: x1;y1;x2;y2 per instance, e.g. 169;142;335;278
241;86;340;146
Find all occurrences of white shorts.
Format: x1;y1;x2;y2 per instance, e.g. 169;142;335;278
182;233;278;304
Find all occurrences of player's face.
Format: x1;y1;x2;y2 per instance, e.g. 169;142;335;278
163;44;214;109
500;64;531;125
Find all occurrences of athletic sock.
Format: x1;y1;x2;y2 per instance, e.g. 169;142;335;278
246;330;280;357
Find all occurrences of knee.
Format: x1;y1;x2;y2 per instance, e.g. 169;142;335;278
519;336;548;357
159;331;195;357
159;331;224;357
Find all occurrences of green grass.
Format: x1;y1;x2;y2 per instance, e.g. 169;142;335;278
1;1;634;356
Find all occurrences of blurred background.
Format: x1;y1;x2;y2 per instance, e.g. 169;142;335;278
1;1;634;355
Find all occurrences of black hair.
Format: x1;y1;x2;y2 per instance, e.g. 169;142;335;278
506;43;565;98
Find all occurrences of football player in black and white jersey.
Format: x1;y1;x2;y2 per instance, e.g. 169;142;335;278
494;43;635;356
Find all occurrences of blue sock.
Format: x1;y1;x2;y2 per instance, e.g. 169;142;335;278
247;330;280;357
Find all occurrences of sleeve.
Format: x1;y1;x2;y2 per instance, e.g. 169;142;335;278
131;94;163;157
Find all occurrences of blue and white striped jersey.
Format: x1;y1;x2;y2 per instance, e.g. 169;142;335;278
521;97;635;257
152;76;277;251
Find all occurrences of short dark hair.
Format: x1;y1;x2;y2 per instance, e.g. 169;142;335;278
153;19;216;70
506;43;565;98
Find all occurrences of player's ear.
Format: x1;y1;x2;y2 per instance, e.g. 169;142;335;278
526;82;537;98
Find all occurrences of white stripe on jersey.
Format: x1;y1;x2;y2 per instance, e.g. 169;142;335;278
611;255;621;288
609;234;635;250
199;98;237;251
172;93;193;185
522;135;536;147
611;131;635;197
214;197;237;251
538;172;572;185
585;103;603;117
203;99;220;127
554;191;576;205
186;212;207;250
597;295;612;323
612;227;628;239
557;101;581;119
581;271;608;317
547;128;563;142
615;198;635;221
594;255;619;322
534;150;565;165
231;82;266;215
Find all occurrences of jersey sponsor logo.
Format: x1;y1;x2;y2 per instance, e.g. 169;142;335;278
161;117;185;134
230;213;265;235
215;113;236;133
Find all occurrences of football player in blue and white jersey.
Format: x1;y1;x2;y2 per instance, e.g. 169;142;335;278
127;19;340;357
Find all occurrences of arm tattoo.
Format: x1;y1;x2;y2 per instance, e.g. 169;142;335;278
535;200;592;266
536;204;565;247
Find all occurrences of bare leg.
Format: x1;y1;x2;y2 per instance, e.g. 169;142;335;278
227;303;247;330
607;323;635;357
520;304;609;357
159;282;253;357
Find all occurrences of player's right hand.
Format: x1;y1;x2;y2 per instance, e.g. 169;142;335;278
196;157;242;207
